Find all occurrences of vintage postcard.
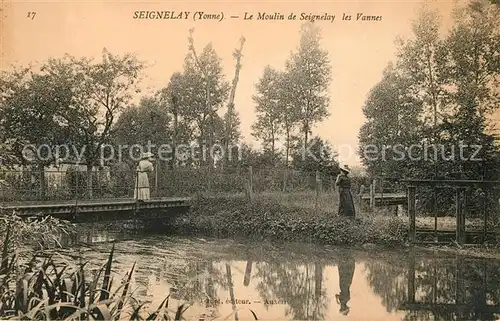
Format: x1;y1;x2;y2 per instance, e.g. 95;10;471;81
1;0;500;320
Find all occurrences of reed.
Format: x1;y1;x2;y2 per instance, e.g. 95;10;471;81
0;224;190;320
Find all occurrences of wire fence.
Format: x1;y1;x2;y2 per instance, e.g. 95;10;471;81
0;165;374;203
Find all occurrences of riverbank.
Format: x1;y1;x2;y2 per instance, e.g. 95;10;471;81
159;194;408;247
152;193;500;258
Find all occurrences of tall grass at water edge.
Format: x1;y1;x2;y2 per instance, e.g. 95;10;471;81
0;212;259;320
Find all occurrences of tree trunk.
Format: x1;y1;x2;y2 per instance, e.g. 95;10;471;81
304;129;309;153
224;37;246;168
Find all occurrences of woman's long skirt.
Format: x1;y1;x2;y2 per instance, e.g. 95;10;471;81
134;172;150;200
337;255;355;309
338;188;356;217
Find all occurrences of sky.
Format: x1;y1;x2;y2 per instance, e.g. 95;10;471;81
1;0;462;166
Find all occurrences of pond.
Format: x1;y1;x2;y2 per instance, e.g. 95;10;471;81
61;229;500;320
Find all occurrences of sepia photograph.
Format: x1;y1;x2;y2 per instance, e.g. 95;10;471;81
0;0;500;320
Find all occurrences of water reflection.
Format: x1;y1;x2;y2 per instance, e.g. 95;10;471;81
68;234;500;320
336;252;355;315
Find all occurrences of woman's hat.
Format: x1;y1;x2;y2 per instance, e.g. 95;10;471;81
141;152;154;159
340;165;351;174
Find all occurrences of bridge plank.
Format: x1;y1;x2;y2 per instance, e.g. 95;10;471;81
0;197;191;209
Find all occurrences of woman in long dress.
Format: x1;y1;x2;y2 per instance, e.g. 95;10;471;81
134;152;154;200
336;165;356;217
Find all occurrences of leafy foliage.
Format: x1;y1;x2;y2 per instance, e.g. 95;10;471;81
358;1;500;215
251;23;332;167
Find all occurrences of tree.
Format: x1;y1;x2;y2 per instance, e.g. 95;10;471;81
280;72;301;167
0;65;85;197
358;1;500;215
358;63;424;179
223;36;246;160
69;49;144;169
285;23;332;150
112;96;171;163
434;0;500;186
0;68;75;166
291;136;339;177
28;50;145;196
395;7;446;132
252;66;284;156
185;30;230;158
158;72;194;169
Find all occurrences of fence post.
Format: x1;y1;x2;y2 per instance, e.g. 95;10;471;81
0;169;4;206
455;187;465;245
408;186;416;243
248;166;254;201
380;177;384;203
369;180;376;210
87;169;92;200
75;169;79;215
155;159;159;198
135;170;139;200
315;170;322;194
39;169;43;201
482;189;488;243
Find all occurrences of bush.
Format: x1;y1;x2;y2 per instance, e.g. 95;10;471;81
164;196;408;247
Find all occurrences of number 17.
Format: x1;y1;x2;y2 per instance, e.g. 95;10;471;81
27;12;36;19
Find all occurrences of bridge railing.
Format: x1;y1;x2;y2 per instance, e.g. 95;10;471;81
0;166;358;203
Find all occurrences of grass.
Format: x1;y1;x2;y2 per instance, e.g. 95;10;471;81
0;231;189;320
157;191;500;256
254;191;499;231
164;194;408;247
0;213;259;320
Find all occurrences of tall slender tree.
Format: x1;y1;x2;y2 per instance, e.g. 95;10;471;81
285;23;332;150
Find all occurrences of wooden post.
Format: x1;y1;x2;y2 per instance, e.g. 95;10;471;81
455;188;465;245
408;186;417;243
483;190;488;243
315;170;322;194
155;159;159;198
369;180;376;210
87;170;93;199
248;166;253;201
380;177;384;203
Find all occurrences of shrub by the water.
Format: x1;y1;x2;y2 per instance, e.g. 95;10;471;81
165;197;408;247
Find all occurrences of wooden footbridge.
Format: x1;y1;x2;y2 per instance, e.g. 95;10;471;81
358;177;500;245
403;179;500;246
0;168;196;223
0;197;192;223
360;192;407;207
